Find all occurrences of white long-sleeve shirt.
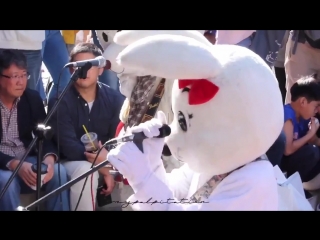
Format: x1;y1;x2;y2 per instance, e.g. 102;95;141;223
127;160;278;210
0;30;45;50
216;30;256;45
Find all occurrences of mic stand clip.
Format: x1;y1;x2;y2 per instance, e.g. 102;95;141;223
35;124;53;211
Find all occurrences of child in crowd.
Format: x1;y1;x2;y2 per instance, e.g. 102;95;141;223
282;75;320;192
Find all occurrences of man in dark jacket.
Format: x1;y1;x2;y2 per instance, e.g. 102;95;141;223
0;50;69;211
49;43;124;211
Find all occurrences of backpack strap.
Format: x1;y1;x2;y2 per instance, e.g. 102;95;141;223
140;78;166;123
124;77;165;130
116;78;167;185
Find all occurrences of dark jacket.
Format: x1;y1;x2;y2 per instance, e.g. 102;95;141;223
48;82;124;161
0;89;58;170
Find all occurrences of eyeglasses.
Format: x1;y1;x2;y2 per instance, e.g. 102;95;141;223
0;73;30;81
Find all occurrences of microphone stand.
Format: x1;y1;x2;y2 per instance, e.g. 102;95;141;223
17;126;172;210
0;62;93;211
17;159;112;211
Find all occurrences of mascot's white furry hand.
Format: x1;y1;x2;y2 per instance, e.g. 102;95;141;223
108;142;153;192
130;111;167;171
108;111;167;192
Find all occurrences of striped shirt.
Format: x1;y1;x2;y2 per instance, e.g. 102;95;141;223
0;98;26;159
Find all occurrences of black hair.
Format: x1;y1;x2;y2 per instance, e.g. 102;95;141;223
69;42;102;62
291;74;320;102
0;49;27;75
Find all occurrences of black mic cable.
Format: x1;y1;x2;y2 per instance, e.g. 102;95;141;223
54;68;66;207
74;138;119;211
74;125;171;211
40;66;65;208
57;60;112;211
51;60;105;210
53;61;84;207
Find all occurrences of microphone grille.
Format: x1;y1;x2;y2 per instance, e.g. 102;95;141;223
160;124;171;137
97;56;106;67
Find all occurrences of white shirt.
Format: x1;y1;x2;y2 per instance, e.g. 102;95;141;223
88;101;94;112
127;160;278;210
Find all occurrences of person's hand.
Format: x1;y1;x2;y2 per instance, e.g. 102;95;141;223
8;159;20;171
101;174;115;196
18;162;37;187
84;141;108;165
98;168;115;195
108;141;154;192
130;111;167;171
308;117;320;136
42;155;55;184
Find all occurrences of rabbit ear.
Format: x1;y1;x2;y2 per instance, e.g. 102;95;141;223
96;30;118;50
114;30;212;47
117;34;221;80
102;42;150;76
103;43;126;73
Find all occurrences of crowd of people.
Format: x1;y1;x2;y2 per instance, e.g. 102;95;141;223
0;30;123;211
0;30;319;211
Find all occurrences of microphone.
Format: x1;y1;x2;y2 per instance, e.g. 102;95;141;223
106;124;171;153
162;144;172;156
66;56;106;68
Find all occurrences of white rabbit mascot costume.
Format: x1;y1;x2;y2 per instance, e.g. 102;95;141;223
106;32;284;210
97;30;205;158
97;31;205;173
96;30;208;210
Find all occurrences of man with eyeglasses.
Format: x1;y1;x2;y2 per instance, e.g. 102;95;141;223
0;50;70;211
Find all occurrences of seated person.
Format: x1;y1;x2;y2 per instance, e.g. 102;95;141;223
49;43;125;211
0;50;69;211
281;75;320;192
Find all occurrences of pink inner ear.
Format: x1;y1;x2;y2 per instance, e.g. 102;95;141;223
188;79;219;105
